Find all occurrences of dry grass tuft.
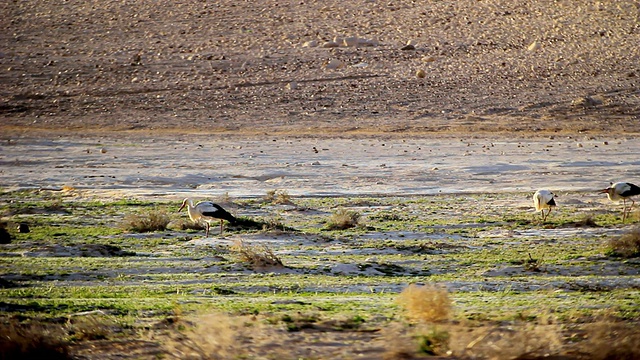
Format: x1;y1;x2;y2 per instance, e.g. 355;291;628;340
524;252;543;272
231;240;283;269
263;189;292;204
164;313;241;359
0;321;71;360
606;226;640;258
450;322;564;359
325;208;360;230
580;319;640;359
66;314;117;341
122;210;170;232
396;284;451;323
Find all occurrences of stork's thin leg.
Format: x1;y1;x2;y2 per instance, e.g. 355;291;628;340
220;219;224;234
545;207;552;222
205;223;210;237
622;199;627;223
624;198;635;222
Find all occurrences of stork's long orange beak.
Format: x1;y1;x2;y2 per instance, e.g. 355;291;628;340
598;188;610;194
177;203;186;212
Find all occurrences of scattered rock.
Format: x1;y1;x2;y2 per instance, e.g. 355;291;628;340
416;69;426;78
302;40;318;48
131;53;142;66
100;147;107;154
321;41;340;48
572;96;603;107
422;56;436;63
527;41;540;52
325;59;343;70
286;82;297;90
343;36;359;47
400;44;416;50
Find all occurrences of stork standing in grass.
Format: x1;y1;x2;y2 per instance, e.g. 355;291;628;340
178;198;237;236
600;182;640;222
533;189;557;222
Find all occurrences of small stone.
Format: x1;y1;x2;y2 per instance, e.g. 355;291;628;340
527;41;540;52
422;56;436;62
416;69;426;78
603;141;608;145
577;143;583;148
400;44;416;50
100;147;107;153
286;82;297;90
325;59;343;70
321;41;340;48
343;36;359;47
572;96;602;107
302;40;318;48
358;38;378;47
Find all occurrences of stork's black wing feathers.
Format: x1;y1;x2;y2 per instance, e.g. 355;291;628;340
547;198;556;206
621;183;640;197
202;204;237;223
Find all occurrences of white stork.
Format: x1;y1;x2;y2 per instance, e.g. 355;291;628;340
178;198;237;236
533;189;556;222
600;182;640;222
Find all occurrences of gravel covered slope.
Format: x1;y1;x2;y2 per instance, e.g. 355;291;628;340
2;0;639;135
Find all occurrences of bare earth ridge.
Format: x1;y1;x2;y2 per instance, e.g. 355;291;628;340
1;0;639;136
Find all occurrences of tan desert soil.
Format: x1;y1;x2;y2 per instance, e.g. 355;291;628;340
1;0;639;136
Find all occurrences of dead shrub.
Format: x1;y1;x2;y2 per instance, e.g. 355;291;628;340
606;226;640;258
524;252;543;272
580;320;640;360
122;210;170;232
164;313;241;359
66;314;117;341
0;321;71;360
449;322;564;360
396;284;451;323
231;240;283;270
414;325;450;356
263;189;292;204
325;208;360;230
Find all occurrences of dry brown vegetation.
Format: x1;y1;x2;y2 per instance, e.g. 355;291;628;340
230;240;284;269
121;211;171;233
0;321;72;360
263;189;293;205
396;283;452;324
163;313;243;360
607;226;640;258
325;208;361;230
